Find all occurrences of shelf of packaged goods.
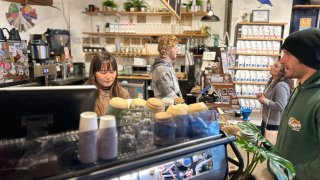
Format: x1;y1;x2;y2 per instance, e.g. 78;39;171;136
237;95;257;99
238;22;287;26
237;38;284;41
229;67;270;71
82;32;205;37
293;5;320;9
82;11;207;16
236;52;282;56
234;82;267;85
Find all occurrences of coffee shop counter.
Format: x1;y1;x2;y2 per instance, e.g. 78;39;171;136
118;75;190;81
219;109;262;127
118;75;195;99
0;130;244;180
48;74;89;86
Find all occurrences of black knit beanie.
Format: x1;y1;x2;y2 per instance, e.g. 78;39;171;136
281;28;320;70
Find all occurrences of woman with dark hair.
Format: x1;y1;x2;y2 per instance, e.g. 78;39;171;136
85;52;130;116
256;60;293;144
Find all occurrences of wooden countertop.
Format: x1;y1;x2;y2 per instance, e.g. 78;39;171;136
220;111;262;127
118;75;152;80
118;75;190;81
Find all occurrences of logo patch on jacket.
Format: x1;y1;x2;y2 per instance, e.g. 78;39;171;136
288;117;301;132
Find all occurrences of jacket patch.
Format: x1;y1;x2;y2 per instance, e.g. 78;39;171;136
288;117;301;132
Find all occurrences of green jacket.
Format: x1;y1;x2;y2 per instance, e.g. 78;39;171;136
276;70;320;180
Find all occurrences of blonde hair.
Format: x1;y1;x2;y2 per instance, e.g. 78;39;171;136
158;35;178;57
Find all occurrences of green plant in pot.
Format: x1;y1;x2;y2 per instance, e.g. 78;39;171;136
186;0;203;11
222;122;296;180
200;25;210;38
102;0;117;11
123;0;149;12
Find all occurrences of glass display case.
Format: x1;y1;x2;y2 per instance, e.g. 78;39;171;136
0;111;244;180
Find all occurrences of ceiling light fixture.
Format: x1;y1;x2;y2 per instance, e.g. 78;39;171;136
201;9;220;22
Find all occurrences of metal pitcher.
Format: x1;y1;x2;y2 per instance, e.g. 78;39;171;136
8;28;21;41
0;28;9;42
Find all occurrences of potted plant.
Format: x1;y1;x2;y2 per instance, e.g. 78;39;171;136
123;0;149;12
187;0;203;12
200;25;210;38
102;0;117;11
221;121;296;180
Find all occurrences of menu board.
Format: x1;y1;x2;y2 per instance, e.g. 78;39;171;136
161;0;181;20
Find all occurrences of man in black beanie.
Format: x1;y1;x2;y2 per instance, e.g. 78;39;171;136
276;28;320;180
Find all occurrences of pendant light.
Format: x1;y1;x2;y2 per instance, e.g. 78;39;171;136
201;1;220;22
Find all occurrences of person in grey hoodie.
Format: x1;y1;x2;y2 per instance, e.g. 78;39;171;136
256;61;293;143
151;35;182;99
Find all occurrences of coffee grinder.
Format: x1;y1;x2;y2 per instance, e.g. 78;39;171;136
28;34;57;86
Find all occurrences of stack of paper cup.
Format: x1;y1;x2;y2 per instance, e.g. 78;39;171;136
78;111;98;164
98;115;118;160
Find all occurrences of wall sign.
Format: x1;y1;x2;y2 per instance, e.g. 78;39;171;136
252;10;269;22
6;3;38;32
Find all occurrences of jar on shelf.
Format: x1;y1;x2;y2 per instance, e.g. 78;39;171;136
154;112;176;146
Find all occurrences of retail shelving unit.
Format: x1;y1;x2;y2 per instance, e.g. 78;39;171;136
290;5;320;33
81;10;206;58
233;22;286;109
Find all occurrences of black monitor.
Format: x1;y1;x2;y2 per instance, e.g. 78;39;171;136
0;85;97;140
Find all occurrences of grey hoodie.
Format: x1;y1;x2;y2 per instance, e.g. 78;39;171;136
151;58;182;99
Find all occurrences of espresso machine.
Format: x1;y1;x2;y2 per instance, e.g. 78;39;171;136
28;34;57;86
45;29;71;79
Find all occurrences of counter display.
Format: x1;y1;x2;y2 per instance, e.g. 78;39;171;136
0;111;244;180
0;132;242;180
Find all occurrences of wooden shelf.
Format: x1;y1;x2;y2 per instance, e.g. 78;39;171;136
83;52;189;57
238;22;287;26
83;32;205;37
236;52;282;56
237;38;284;41
237;96;257;99
230;67;270;71
234;82;267;85
293;5;320;9
211;83;234;86
82;11;207;16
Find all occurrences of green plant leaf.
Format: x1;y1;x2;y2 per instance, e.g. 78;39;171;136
267;152;296;180
232;121;296;179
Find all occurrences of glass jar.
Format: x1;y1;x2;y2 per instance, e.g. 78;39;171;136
154;113;176;146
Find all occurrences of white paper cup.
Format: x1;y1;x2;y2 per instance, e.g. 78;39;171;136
79;111;98;132
99;115;118;160
99;115;116;129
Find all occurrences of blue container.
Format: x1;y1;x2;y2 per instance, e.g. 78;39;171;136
240;108;252;121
